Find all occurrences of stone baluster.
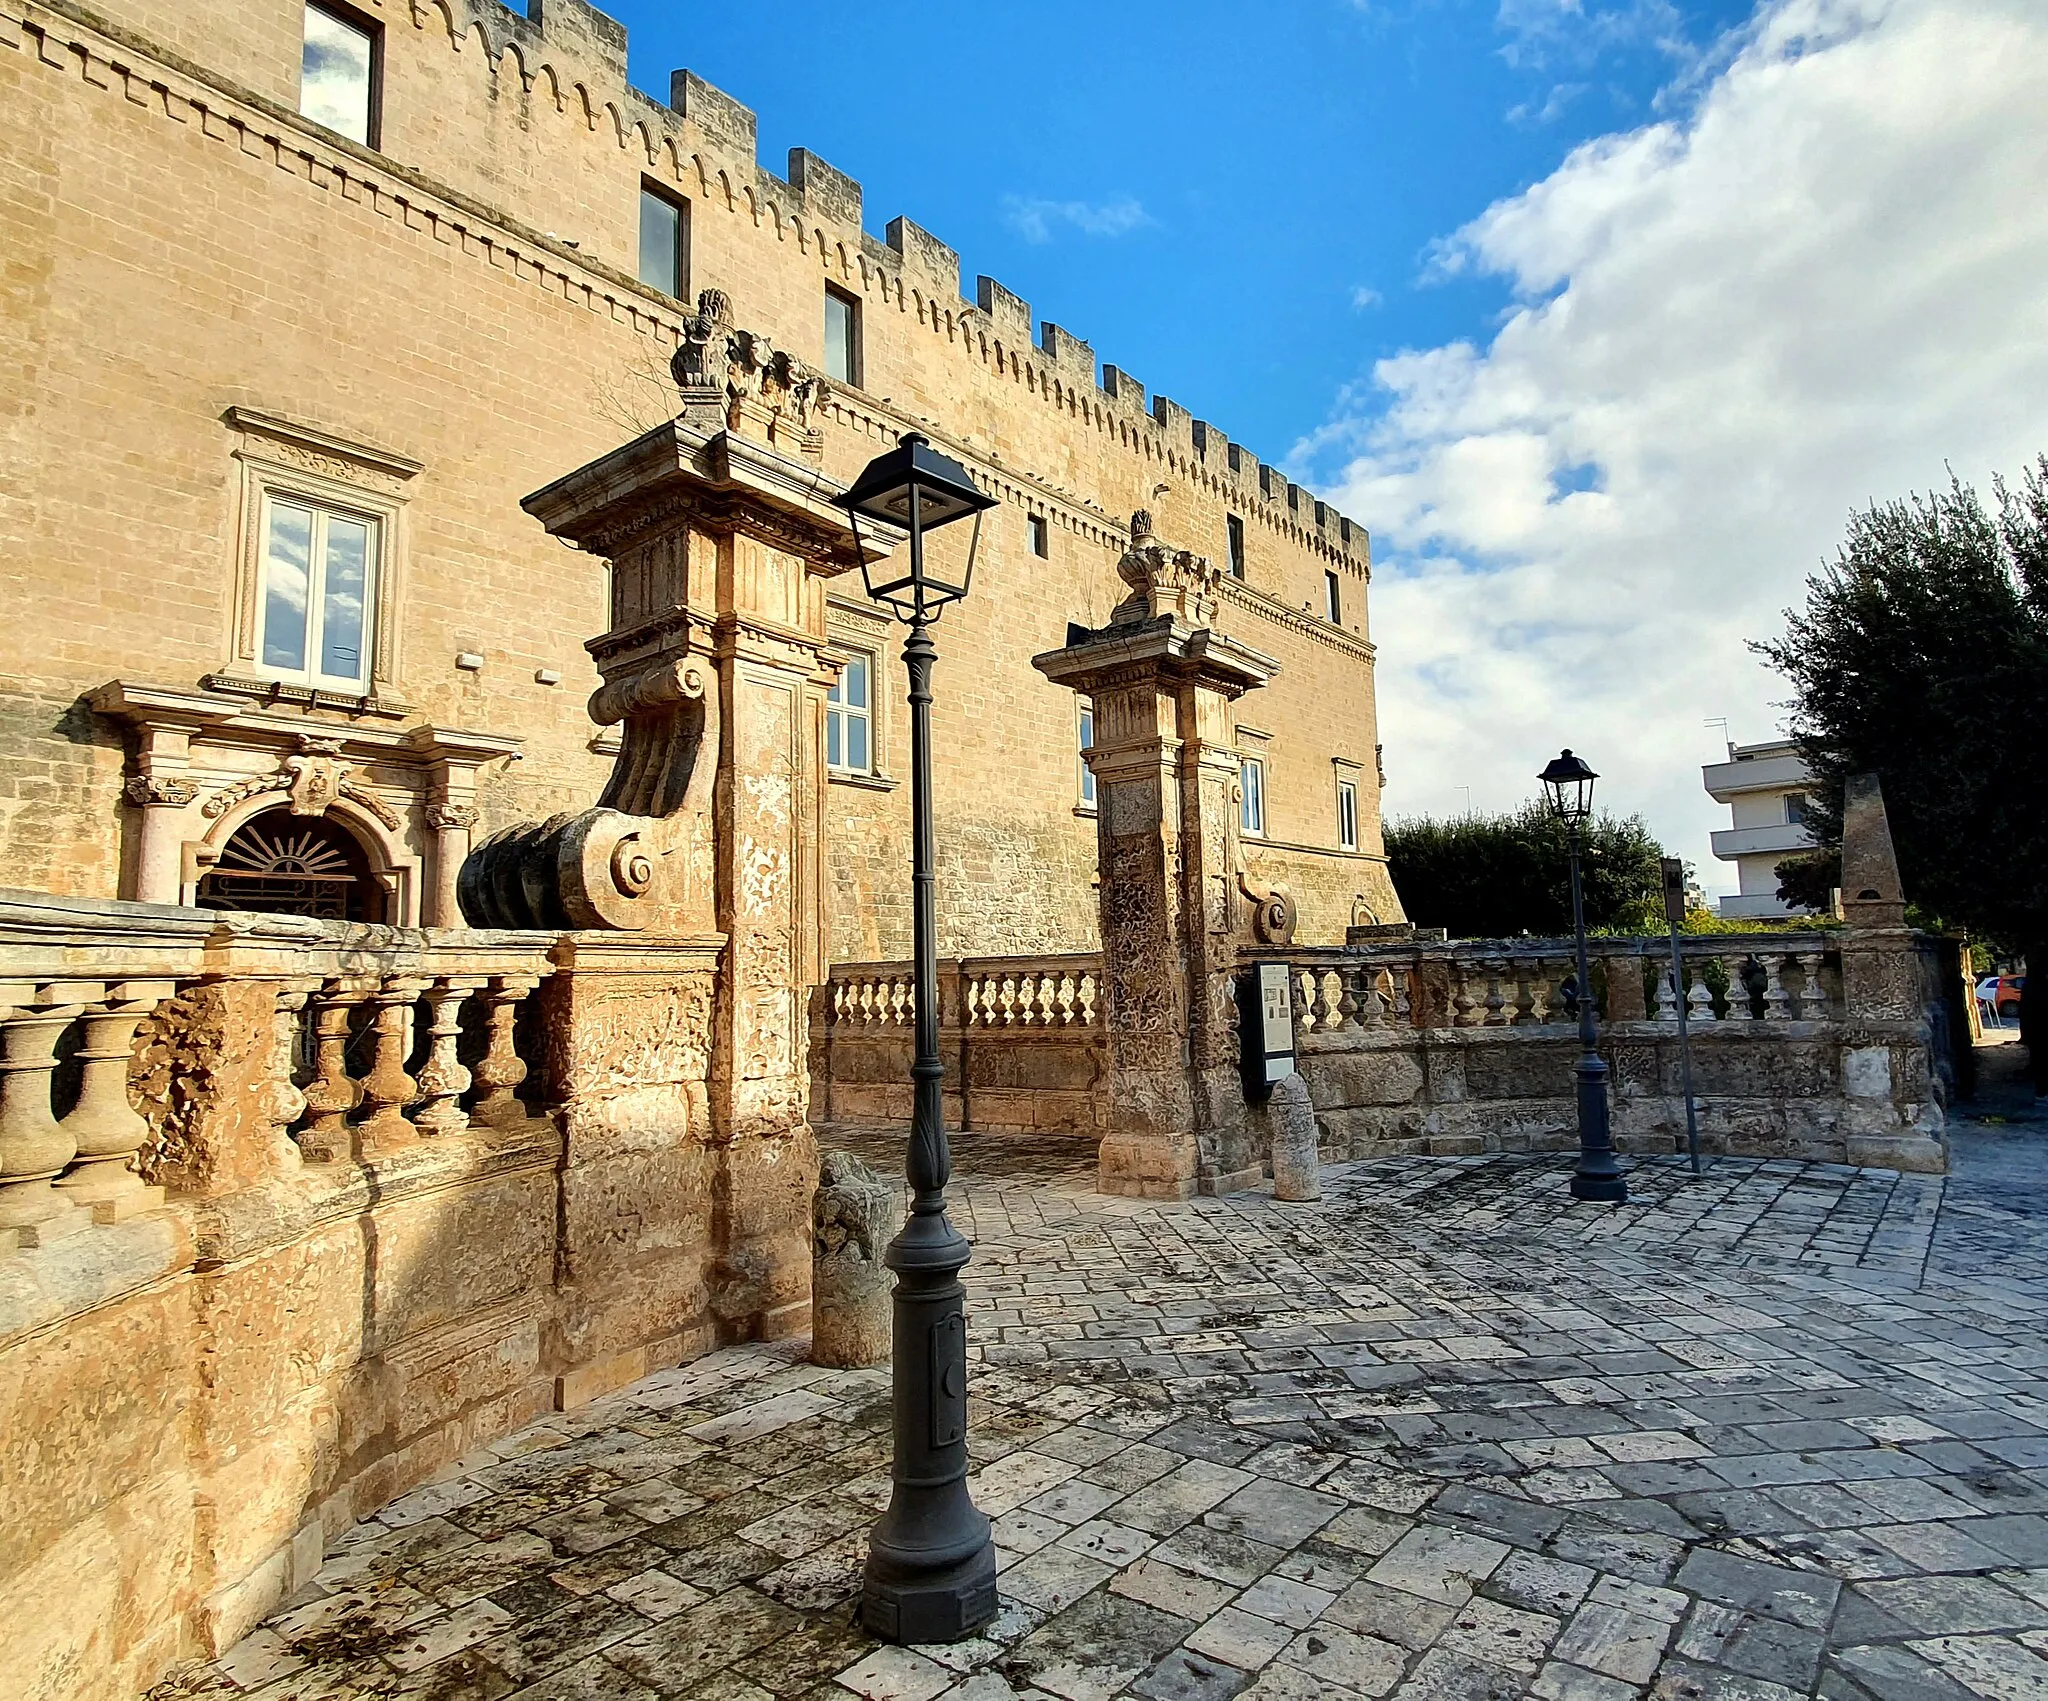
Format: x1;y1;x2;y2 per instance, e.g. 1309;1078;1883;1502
1795;950;1827;1019
1333;969;1359;1032
355;977;426;1158
472;975;539;1128
262;982;315;1169
413;977;481;1136
1389;965;1412;1025
1482;960;1508;1027
1655;961;1679;1022
54;983;175;1218
1308;971;1332;1034
1721;955;1755;1022
1686;961;1718;1025
1452;967;1479;1027
1528;961;1555;1026
297;981;366;1163
1079;971;1101;1026
1762;954;1792;1021
1027;971;1052;1027
1291;970;1311;1033
0;996;89;1246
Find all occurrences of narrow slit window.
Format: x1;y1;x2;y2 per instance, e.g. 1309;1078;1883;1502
1240;755;1266;838
257;495;380;692
639;186;687;298
1028;512;1050;559
1324;569;1343;624
301;3;378;147
1226;513;1246;579
824;286;862;386
1078;703;1096;808
827;649;873;774
1337;777;1359;851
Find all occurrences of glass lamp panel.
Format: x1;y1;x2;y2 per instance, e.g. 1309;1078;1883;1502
261;500;314;672
319;515;373;684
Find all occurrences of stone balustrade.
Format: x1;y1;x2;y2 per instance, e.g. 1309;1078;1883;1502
0;888;800;1686
1257;929;1950;1173
813;954;1107;1133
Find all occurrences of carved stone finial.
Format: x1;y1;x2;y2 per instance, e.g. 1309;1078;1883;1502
670;288;735;395
669;292;828;463
1112;519;1224;629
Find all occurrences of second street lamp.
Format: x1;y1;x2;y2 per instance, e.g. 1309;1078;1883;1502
1538;749;1628;1205
834;432;1001;1642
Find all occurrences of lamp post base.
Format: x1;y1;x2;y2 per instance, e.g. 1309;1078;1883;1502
860;1538;998;1644
1569;1170;1629;1203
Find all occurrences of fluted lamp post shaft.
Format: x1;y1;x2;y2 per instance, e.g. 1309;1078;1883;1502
835;433;999;1642
1539;749;1628;1205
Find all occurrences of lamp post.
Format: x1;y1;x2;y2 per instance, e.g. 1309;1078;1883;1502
834;432;1000;1643
1538;750;1628;1204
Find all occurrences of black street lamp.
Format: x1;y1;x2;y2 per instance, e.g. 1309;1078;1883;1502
1538;750;1628;1204
835;432;1000;1643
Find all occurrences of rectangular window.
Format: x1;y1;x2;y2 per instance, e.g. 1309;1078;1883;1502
1078;703;1096;808
1226;514;1246;579
257;494;380;691
638;185;687;298
301;3;378;147
1324;568;1343;624
1028;512;1050;559
826;648;873;773
1337;777;1359;851
1240;755;1266;838
1785;792;1809;826
824;286;862;385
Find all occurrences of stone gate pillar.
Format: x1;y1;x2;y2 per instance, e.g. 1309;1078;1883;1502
1034;514;1277;1198
480;291;867;1350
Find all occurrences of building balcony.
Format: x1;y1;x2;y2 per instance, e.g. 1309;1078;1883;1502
1710;822;1815;860
1702;752;1809;800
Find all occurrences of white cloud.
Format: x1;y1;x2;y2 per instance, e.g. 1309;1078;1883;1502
1495;0;1691;71
1001;195;1153;245
1351;285;1384;310
1303;0;2048;884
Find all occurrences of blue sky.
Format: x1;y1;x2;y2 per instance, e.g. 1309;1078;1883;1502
611;0;1750;467
601;1;2048;887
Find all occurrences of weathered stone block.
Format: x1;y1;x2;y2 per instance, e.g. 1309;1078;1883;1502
811;1151;894;1368
1269;1074;1321;1201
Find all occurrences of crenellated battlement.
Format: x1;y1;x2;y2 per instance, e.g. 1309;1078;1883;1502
392;0;1368;570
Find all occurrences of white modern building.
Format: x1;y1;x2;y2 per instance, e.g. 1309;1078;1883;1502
1703;737;1817;919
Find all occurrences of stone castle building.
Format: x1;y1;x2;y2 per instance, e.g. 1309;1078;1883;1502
1;0;1399;959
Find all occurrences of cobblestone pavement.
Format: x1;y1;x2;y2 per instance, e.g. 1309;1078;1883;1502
158;1082;2048;1701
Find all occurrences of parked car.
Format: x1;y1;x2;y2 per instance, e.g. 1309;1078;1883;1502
1993;974;2026;1020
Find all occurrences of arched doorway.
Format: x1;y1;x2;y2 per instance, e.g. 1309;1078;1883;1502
196;808;386;922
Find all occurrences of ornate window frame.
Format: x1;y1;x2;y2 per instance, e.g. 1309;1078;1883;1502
215;408;420;713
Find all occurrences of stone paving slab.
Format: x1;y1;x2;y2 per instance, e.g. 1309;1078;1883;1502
151;1115;2048;1701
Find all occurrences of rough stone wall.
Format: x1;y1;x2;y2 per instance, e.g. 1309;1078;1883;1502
0;0;1395;945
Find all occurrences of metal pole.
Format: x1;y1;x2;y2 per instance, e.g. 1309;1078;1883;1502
1667;920;1703;1173
859;484;997;1644
1567;824;1627;1203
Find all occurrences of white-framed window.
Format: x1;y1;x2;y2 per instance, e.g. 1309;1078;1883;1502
827;648;874;773
1337;776;1359;851
638;184;688;298
1028;512;1050;559
1240;754;1266;837
1324;568;1343;624
1226;513;1246;579
301;2;379;147
256;493;380;692
221;409;417;705
824;286;862;386
1078;702;1096;809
